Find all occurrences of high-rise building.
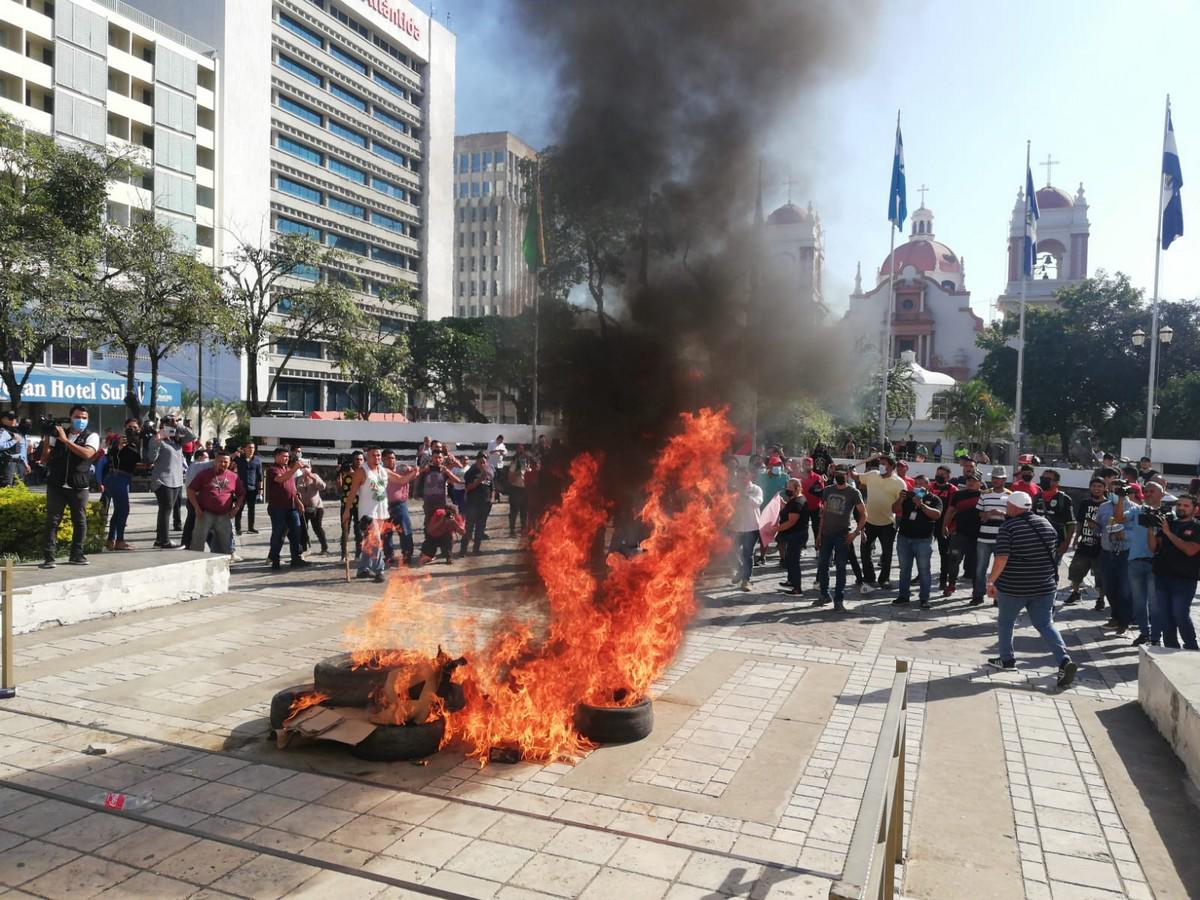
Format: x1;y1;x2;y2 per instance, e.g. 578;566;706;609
137;0;456;413
0;0;223;415
453;131;537;318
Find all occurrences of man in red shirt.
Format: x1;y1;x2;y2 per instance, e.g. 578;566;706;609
929;464;958;596
267;446;309;570
1011;464;1042;498
798;457;825;554
186;449;245;555
895;460;915;490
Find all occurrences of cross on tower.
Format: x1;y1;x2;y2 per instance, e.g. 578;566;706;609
1040;153;1060;187
783;170;800;204
917;184;929;207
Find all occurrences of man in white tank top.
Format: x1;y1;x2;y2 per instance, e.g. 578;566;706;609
341;446;419;583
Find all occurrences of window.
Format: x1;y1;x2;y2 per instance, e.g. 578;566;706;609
372;35;410;68
278;55;322;87
290;264;319;281
329;120;367;146
328;158;367;184
371;211;406;234
371;246;408;267
458;183;468;198
328;196;366;218
470;152;480;172
470;281;476;296
372;106;408;133
458;153;468;174
458;283;464;298
471;182;480;197
278;14;324;49
277;338;322;358
278;95;322;126
372;176;407;200
483;150;492;170
458;257;464;272
493;255;498;269
372;142;406;166
51;341;88;367
493;280;499;297
469;207;477;222
277;135;322;165
329;82;366;111
327;233;367;255
330;6;370;38
329;44;366;74
276;217;322;240
482;181;491;196
373;71;408;100
477;256;484;272
276;176;322;203
469;257;476;272
469;231;476;246
275;378;320;414
457;232;464;247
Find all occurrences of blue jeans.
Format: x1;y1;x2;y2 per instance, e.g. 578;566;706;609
1154;574;1198;650
896;534;933;602
268;507;303;563
974;541;996;600
996;589;1070;665
383;500;414;561
357;518;386;576
734;530;757;583
1100;550;1132;626
105;471;132;541
817;532;849;601
1128;558;1156;640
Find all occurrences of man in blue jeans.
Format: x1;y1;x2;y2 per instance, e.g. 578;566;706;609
1125;482;1163;646
1096;482;1135;634
986;492;1078;689
815;466;864;611
265;447;309;571
892;474;942;609
1147;493;1200;650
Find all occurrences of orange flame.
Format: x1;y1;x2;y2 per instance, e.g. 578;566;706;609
338;408;734;763
285;690;329;723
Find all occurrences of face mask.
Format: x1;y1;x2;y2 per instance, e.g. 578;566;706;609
1021;472;1033;482
785;489;796;498
1039;478;1053;490
835;475;847;486
770;466;782;476
913;487;926;498
71;418;87;431
934;475;946;484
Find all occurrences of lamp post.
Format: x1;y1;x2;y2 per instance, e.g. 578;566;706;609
1131;324;1173;457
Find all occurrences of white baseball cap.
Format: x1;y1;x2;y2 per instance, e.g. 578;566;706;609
1007;492;1033;511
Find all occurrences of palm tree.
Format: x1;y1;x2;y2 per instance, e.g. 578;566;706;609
936;379;1012;449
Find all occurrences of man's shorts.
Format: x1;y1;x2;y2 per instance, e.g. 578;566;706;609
1068;550;1103;587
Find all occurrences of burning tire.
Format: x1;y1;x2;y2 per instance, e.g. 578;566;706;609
313;652;404;707
574;697;653;744
270;683;321;730
348;716;446;762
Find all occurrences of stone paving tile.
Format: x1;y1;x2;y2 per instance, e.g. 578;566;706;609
0;838;82;888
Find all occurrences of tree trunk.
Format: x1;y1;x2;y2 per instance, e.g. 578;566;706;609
123;346;140;423
245;351;264;417
148;354;161;420
1;363;22;415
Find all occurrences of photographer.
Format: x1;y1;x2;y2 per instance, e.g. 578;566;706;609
1148;493;1200;651
1127;482;1165;647
1096;481;1135;634
38;405;101;568
104;418;142;550
146;415;195;549
0;409;24;488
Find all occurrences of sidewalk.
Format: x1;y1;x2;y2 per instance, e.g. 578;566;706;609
1;503;1198;898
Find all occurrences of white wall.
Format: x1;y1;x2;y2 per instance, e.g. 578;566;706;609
251;417;557;450
423;20;456;321
1121;438;1200;469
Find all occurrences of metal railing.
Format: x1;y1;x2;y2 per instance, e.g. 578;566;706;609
1;558;15;699
829;660;909;900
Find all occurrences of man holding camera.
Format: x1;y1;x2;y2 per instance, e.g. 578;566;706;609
146;415;195;549
104;418;142;550
1147;493;1200;650
1127;481;1164;646
1096;481;1136;633
39;405;101;568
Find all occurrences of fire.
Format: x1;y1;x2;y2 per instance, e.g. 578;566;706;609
338;408;735;763
286;690;329;722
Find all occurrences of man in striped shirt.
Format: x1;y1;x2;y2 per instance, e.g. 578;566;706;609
986;492;1078;689
972;466;1012;606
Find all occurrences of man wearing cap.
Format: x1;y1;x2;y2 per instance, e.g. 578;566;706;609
894;460;915;490
460;451;494;556
972;467;1012;606
0;409;24;487
1096;482;1135;633
985;491;1079;688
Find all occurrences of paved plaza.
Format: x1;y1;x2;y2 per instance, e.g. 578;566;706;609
1;497;1199;899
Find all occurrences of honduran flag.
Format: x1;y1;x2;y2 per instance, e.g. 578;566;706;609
1163;103;1184;250
1023;163;1041;277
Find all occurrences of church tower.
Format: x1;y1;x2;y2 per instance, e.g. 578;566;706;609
764;200;826;314
996;165;1091;317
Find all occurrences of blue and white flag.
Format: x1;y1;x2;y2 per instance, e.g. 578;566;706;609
1023;164;1041;277
1163;105;1184;250
888;121;907;230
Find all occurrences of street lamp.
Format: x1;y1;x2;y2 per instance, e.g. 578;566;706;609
1132;323;1174;457
1159;324;1174;345
1131;327;1147;348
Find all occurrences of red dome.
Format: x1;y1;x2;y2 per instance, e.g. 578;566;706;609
1035;186;1073;209
880;239;961;277
767;202;810;225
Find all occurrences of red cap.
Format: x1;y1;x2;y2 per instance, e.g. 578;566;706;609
804;457;813;466
768;455;782;466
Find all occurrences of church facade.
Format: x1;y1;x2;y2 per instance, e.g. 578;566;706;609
763;201;828;316
995;181;1091;317
842;205;985;381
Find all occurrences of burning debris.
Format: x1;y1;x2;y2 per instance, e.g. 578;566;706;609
271;409;734;766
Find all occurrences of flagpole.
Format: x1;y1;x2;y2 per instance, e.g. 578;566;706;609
1014;140;1031;460
531;161;542;446
749;159;763;455
1145;95;1170;459
879;110;901;450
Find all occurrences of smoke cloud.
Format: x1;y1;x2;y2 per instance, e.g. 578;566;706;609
515;0;878;470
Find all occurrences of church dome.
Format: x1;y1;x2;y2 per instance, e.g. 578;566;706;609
1035;186;1074;209
767;202;810;225
880;238;961;277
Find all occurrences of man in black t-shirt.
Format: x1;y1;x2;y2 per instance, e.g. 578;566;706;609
1033;469;1075;567
943;472;982;596
1066;478;1107;608
1148;494;1200;650
777;478;807;595
892;474;942;608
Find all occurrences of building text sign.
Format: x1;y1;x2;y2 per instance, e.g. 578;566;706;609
364;0;422;41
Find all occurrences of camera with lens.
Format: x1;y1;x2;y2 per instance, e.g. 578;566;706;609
124;425;139;445
1140;507;1167;528
37;415;63;437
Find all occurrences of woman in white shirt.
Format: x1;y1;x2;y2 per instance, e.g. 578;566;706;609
732;467;764;591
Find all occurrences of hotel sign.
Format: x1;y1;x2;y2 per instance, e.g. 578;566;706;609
364;0;422;41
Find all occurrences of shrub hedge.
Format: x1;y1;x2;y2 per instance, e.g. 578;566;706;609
0;481;105;560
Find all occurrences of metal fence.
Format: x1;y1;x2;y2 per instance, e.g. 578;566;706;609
1;559;15;699
829;660;909;900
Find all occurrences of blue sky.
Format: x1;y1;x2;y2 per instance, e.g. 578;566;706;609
441;0;1198;319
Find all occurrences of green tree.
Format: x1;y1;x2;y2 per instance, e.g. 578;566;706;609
0;114;124;410
935;379;1013;449
405;318;495;422
854;359;917;439
329;317;413;419
219;233;366;416
764;396;836;453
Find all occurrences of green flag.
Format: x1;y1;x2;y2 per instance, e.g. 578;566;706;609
523;171;546;273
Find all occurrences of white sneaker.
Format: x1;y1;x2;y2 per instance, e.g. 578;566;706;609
859;583;873;595
230;554;244;563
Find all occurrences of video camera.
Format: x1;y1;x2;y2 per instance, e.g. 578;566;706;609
1139;506;1168;528
37;415;65;437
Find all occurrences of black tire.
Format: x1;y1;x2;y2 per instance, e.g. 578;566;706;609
574;697;654;744
348;717;446;762
270;683;320;731
313;652;406;707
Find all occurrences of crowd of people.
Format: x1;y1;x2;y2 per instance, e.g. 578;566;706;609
733;448;1200;688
